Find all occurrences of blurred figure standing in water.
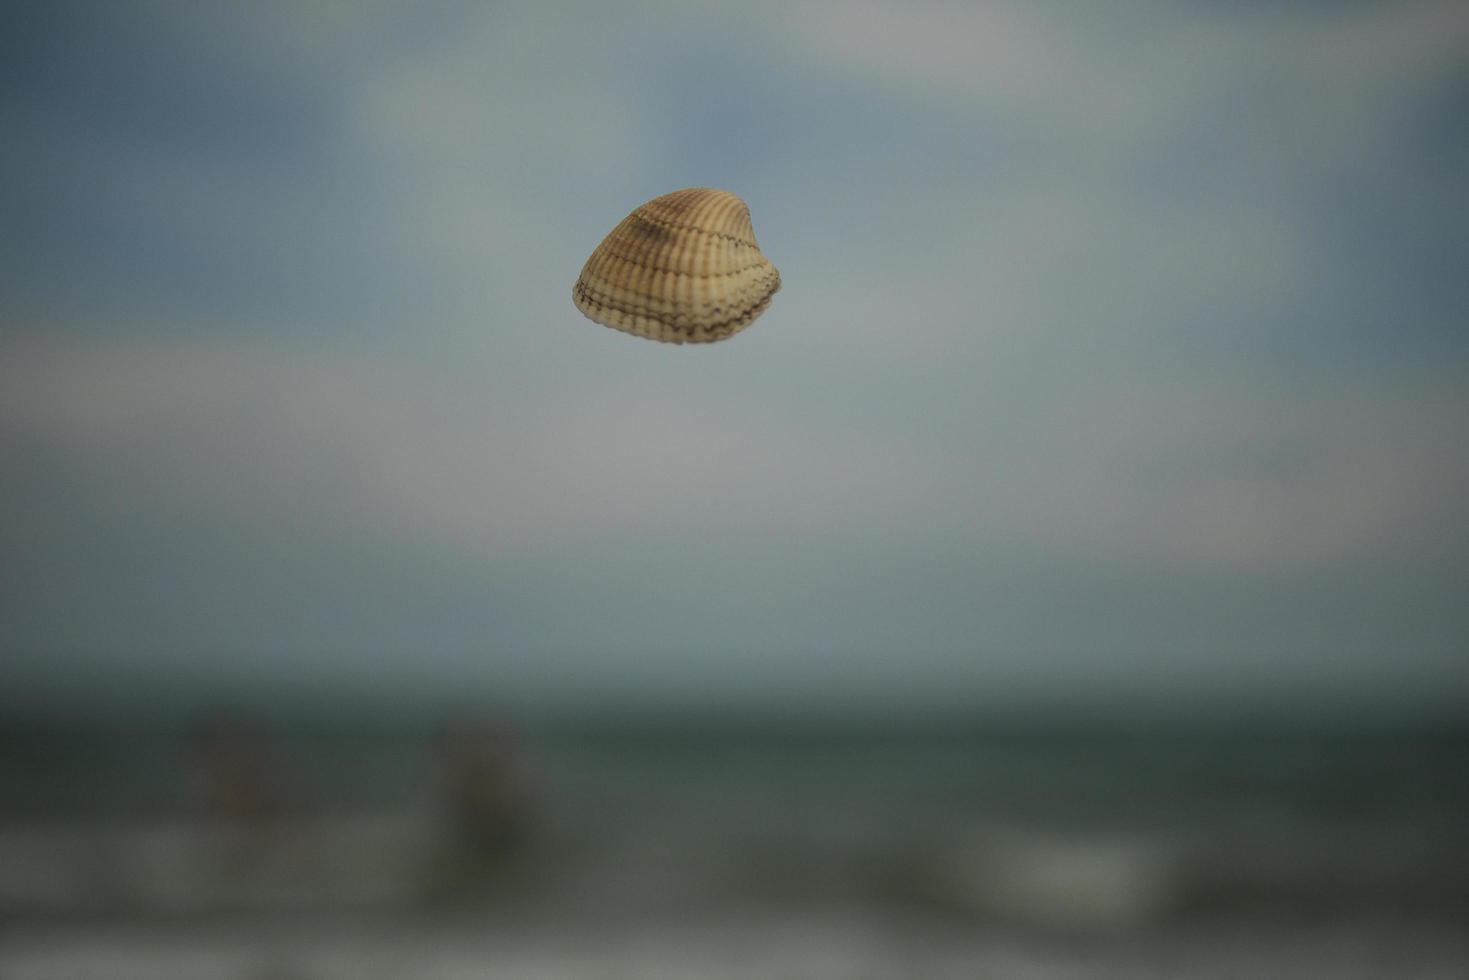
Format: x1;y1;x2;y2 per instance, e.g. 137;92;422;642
433;718;536;874
190;711;284;840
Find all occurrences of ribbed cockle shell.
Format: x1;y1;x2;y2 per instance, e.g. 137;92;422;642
573;188;781;344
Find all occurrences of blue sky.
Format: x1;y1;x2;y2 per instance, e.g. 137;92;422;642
3;1;1467;719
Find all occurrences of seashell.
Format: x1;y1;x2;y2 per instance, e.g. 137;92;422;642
573;188;781;344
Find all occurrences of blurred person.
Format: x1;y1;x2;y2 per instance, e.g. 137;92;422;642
432;717;536;878
189;710;285;839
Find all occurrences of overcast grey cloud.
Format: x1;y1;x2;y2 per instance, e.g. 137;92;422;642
3;0;1467;719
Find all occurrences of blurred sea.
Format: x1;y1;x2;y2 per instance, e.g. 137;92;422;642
1;718;1466;979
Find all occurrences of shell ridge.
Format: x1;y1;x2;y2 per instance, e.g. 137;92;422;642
587;250;772;281
575;281;777;333
631;210;755;246
575;275;778;326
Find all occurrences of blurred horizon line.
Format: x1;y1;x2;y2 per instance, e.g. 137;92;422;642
4;686;1466;736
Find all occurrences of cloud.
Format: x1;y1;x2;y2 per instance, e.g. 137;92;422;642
6;333;1466;580
0;335;944;557
788;1;1469;129
1307;0;1469;87
769;0;1469;365
986;381;1469;572
789;1;1139;126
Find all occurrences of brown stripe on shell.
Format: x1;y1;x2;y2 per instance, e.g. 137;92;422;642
572;188;781;344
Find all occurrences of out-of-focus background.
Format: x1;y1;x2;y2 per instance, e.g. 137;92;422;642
3;1;1467;977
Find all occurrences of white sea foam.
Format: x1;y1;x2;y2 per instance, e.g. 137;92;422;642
944;825;1179;931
